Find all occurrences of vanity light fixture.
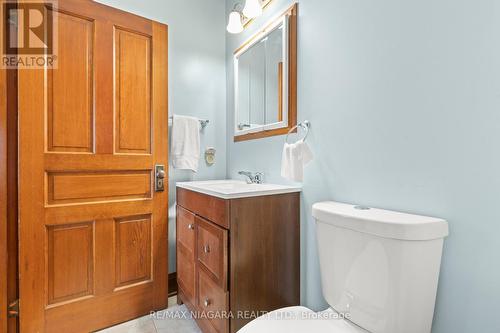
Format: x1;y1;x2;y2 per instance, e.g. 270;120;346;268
227;0;271;34
227;6;244;34
243;0;263;19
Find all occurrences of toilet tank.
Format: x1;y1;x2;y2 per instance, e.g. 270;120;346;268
312;202;448;333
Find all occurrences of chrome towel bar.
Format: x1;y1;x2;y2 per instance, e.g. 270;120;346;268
168;116;209;129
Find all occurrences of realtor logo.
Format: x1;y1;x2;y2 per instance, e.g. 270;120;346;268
2;0;58;68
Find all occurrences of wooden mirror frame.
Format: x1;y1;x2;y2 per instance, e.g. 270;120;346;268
234;3;297;142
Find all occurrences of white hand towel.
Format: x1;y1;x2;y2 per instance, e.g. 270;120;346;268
171;115;201;172
281;139;313;182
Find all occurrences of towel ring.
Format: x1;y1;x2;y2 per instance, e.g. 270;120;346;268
285;120;311;144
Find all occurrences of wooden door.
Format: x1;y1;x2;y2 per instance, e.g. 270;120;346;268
18;1;168;332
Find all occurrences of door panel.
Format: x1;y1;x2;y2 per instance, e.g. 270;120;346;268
18;1;168;332
47;222;94;305
46;170;152;205
47;9;94;153
114;28;152;154
115;215;152;288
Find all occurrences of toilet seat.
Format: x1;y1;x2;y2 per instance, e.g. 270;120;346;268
238;306;368;333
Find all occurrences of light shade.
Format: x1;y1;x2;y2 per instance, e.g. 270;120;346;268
243;0;262;19
227;11;243;34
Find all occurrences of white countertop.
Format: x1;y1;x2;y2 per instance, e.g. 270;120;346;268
176;180;302;199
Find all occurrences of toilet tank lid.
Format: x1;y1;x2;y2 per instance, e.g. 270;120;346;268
312;201;449;241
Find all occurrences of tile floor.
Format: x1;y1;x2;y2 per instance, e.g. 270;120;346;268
96;296;201;333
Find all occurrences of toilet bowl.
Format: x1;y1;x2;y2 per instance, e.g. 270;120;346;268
239;201;448;333
239;306;368;333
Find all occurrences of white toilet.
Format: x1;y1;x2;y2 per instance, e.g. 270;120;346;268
239;201;449;333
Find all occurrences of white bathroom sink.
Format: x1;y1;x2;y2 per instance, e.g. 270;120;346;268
176;180;301;199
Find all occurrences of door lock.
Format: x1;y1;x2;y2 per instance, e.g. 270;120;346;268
155;165;166;192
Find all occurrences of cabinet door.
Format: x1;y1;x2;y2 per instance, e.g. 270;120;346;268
176;206;196;304
196;216;228;290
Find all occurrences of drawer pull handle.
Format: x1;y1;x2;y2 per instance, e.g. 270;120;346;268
203;245;210;253
188;224;194;230
204;299;211;307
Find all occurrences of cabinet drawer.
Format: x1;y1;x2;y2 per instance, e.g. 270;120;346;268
196;216;228;290
197;268;229;333
177;206;196;252
177;188;230;229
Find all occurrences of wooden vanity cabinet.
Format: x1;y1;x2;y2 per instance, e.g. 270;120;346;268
176;188;300;333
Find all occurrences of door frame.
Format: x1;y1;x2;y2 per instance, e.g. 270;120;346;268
2;1;19;330
1;60;8;333
1;54;19;333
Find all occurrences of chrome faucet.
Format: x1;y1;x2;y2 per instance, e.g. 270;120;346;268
238;171;264;184
238;123;251;130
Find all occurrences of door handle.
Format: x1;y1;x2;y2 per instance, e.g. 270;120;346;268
155;165;165;192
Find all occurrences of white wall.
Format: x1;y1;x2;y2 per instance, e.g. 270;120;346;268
97;0;227;273
226;1;500;332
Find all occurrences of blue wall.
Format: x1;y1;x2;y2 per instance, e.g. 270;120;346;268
97;0;227;273
226;0;500;332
